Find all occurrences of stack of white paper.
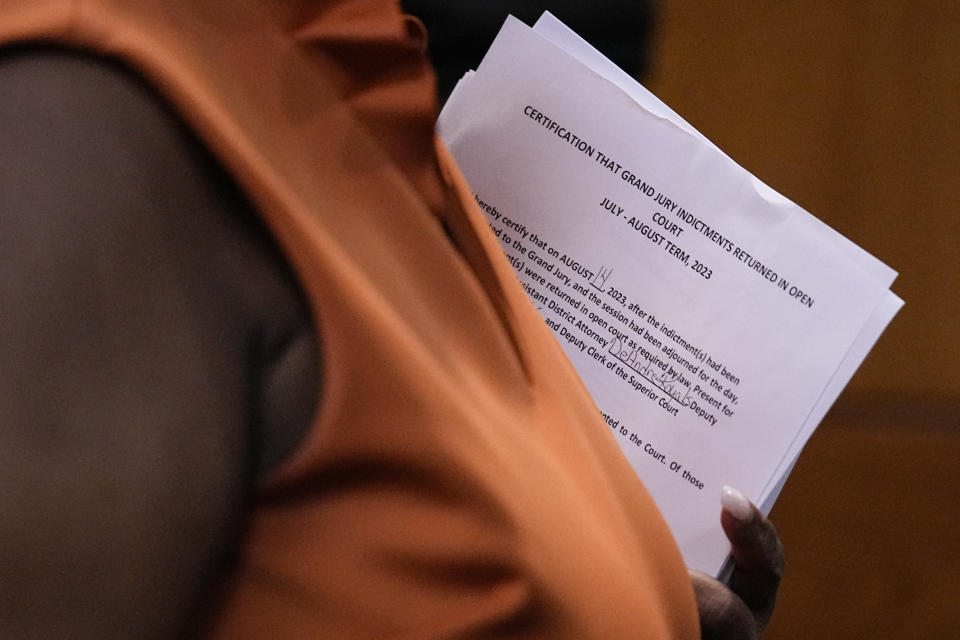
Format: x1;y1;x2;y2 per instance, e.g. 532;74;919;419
438;13;902;577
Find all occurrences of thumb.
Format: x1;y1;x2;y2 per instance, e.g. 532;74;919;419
720;486;785;629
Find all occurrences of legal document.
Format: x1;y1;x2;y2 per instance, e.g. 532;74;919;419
438;14;902;576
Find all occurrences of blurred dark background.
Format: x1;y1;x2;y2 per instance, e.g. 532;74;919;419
647;4;960;638
405;2;960;637
403;0;656;99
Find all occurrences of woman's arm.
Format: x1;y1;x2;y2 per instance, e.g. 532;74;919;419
0;48;317;637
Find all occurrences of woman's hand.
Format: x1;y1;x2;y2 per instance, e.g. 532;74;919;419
690;486;785;639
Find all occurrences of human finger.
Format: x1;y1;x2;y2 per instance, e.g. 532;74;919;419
719;486;785;629
689;570;758;640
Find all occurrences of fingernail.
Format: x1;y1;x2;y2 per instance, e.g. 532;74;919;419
721;486;754;522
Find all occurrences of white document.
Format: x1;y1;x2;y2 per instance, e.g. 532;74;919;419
438;15;901;576
528;14;904;514
529;13;905;515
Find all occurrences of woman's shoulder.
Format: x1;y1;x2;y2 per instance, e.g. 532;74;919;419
0;46;318;636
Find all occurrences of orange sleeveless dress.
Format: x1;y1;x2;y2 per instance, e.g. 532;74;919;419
0;1;699;637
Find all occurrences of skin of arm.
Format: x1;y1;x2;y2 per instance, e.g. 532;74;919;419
0;48;317;638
